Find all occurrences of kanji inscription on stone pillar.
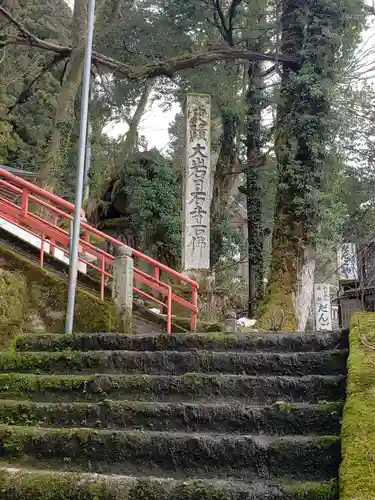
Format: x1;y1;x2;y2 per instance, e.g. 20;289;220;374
182;93;211;271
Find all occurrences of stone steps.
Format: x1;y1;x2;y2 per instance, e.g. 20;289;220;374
0;349;347;375
0;372;346;403
0;466;338;499
0;330;347;499
14;330;348;353
0;425;340;481
0;399;342;434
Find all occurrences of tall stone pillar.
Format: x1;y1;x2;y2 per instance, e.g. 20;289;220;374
182;93;211;271
112;245;134;333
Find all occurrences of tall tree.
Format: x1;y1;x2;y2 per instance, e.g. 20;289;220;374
38;0;87;190
0;0;71;170
262;0;365;330
244;55;264;317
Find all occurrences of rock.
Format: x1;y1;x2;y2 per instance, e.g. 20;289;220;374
45;310;65;322
23;312;46;333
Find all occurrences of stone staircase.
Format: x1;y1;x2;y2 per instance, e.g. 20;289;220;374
0;330;347;499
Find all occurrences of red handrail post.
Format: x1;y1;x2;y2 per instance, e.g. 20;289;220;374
40;234;45;268
21;189;29;215
100;257;105;301
154;265;161;302
154;266;160;282
50;213;57;257
190;285;198;332
167;285;172;334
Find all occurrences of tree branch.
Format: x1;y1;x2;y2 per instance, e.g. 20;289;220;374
112;0;124;18
117;78;155;161
260;64;277;78
212;0;229;41
0;3;34;38
228;0;243;41
9;54;66;111
363;3;375;15
0;5;299;80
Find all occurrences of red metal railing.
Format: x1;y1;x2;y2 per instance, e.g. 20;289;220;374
0;167;199;333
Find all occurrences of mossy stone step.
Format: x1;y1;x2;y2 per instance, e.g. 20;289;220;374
14;330;348;353
0;350;347;376
0;400;342;435
0;467;339;500
0;425;341;481
0;373;346;403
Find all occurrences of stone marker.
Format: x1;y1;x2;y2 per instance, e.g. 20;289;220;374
112;245;134;332
182;93;211;271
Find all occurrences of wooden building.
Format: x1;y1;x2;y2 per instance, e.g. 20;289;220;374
337;241;375;328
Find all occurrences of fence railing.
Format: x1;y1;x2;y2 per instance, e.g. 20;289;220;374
0;167;199;333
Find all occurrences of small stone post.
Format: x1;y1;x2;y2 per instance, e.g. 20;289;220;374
112;245;134;333
224;311;237;333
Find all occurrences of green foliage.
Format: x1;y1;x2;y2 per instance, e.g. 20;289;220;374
340;313;375;500
316;153;350;250
264;0;366;323
0;0;71;171
275;0;365;238
114;150;181;265
211;216;247;267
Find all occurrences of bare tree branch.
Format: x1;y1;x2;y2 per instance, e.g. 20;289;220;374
261;64;277;78
0;4;299;81
0;3;34;38
9;54;66;110
364;3;375;15
112;0;124;18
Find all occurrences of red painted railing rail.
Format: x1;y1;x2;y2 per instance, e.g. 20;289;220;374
0;167;199;333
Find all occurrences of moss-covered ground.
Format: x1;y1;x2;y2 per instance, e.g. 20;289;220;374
13;330;347;353
0;349;347;376
0;468;339;500
0;269;28;348
340;312;375;499
0;245;115;334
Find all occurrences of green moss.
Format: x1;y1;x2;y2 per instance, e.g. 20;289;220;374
0;373;155;402
0;470;341;500
258;279;297;332
0;426;340;480
340;312;375;500
0;469;128;499
290;480;338;499
0;245;116;333
0;349;344;377
0;269;28;348
172;316;222;333
13;333;73;352
173;482;228;499
0;399;342;436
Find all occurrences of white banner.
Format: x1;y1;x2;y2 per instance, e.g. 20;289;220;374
337;243;358;280
314;283;332;331
182;94;211;270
